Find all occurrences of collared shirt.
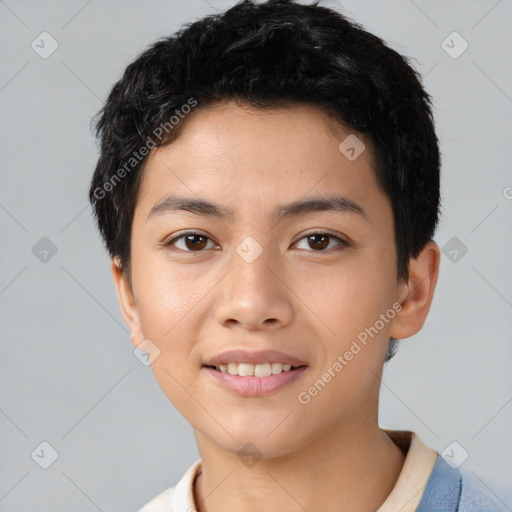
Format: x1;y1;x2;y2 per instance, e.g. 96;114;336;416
137;430;509;511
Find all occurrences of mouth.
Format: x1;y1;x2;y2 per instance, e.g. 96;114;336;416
202;362;308;397
204;362;306;377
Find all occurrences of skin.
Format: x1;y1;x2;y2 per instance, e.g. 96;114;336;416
112;100;440;512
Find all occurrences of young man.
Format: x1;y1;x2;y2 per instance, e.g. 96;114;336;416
89;0;508;510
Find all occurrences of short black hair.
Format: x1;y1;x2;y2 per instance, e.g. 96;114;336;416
89;0;441;362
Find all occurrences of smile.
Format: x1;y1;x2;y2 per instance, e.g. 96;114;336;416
202;364;308;396
211;362;300;377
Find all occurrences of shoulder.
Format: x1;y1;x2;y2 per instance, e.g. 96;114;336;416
458;469;510;512
417;455;510;512
137;486;175;512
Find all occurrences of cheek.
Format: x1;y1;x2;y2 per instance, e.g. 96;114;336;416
134;253;204;329
131;262;204;387
300;254;396;340
296;263;395;419
136;271;207;423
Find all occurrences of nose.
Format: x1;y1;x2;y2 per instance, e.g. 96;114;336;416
214;242;294;332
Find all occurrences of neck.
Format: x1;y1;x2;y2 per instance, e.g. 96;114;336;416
193;424;406;512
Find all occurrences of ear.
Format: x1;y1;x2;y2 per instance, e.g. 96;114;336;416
390;241;441;339
111;257;144;349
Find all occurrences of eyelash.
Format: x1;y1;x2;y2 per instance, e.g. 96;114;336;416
162;230;350;253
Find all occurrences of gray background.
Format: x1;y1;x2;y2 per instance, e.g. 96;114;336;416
1;0;511;510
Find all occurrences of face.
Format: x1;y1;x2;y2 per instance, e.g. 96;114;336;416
114;101;412;458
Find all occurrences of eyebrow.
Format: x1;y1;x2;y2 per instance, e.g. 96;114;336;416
146;194;367;222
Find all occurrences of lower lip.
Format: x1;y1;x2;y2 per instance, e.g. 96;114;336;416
202;366;308;397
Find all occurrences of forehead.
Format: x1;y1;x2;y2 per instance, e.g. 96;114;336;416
135;101;387;223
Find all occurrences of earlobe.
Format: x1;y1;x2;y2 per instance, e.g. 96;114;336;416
110;258;144;348
390;241;441;340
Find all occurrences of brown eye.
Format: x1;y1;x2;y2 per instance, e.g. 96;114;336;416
164;231;218;252
295;232;349;252
307;234;330;250
183;234;208;251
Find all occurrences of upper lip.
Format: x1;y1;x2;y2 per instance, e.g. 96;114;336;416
203;349;308;367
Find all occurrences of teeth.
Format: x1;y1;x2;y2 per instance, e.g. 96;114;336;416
215;362;296;376
254;363;271;377
271;362;283;374
238;363;254;377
